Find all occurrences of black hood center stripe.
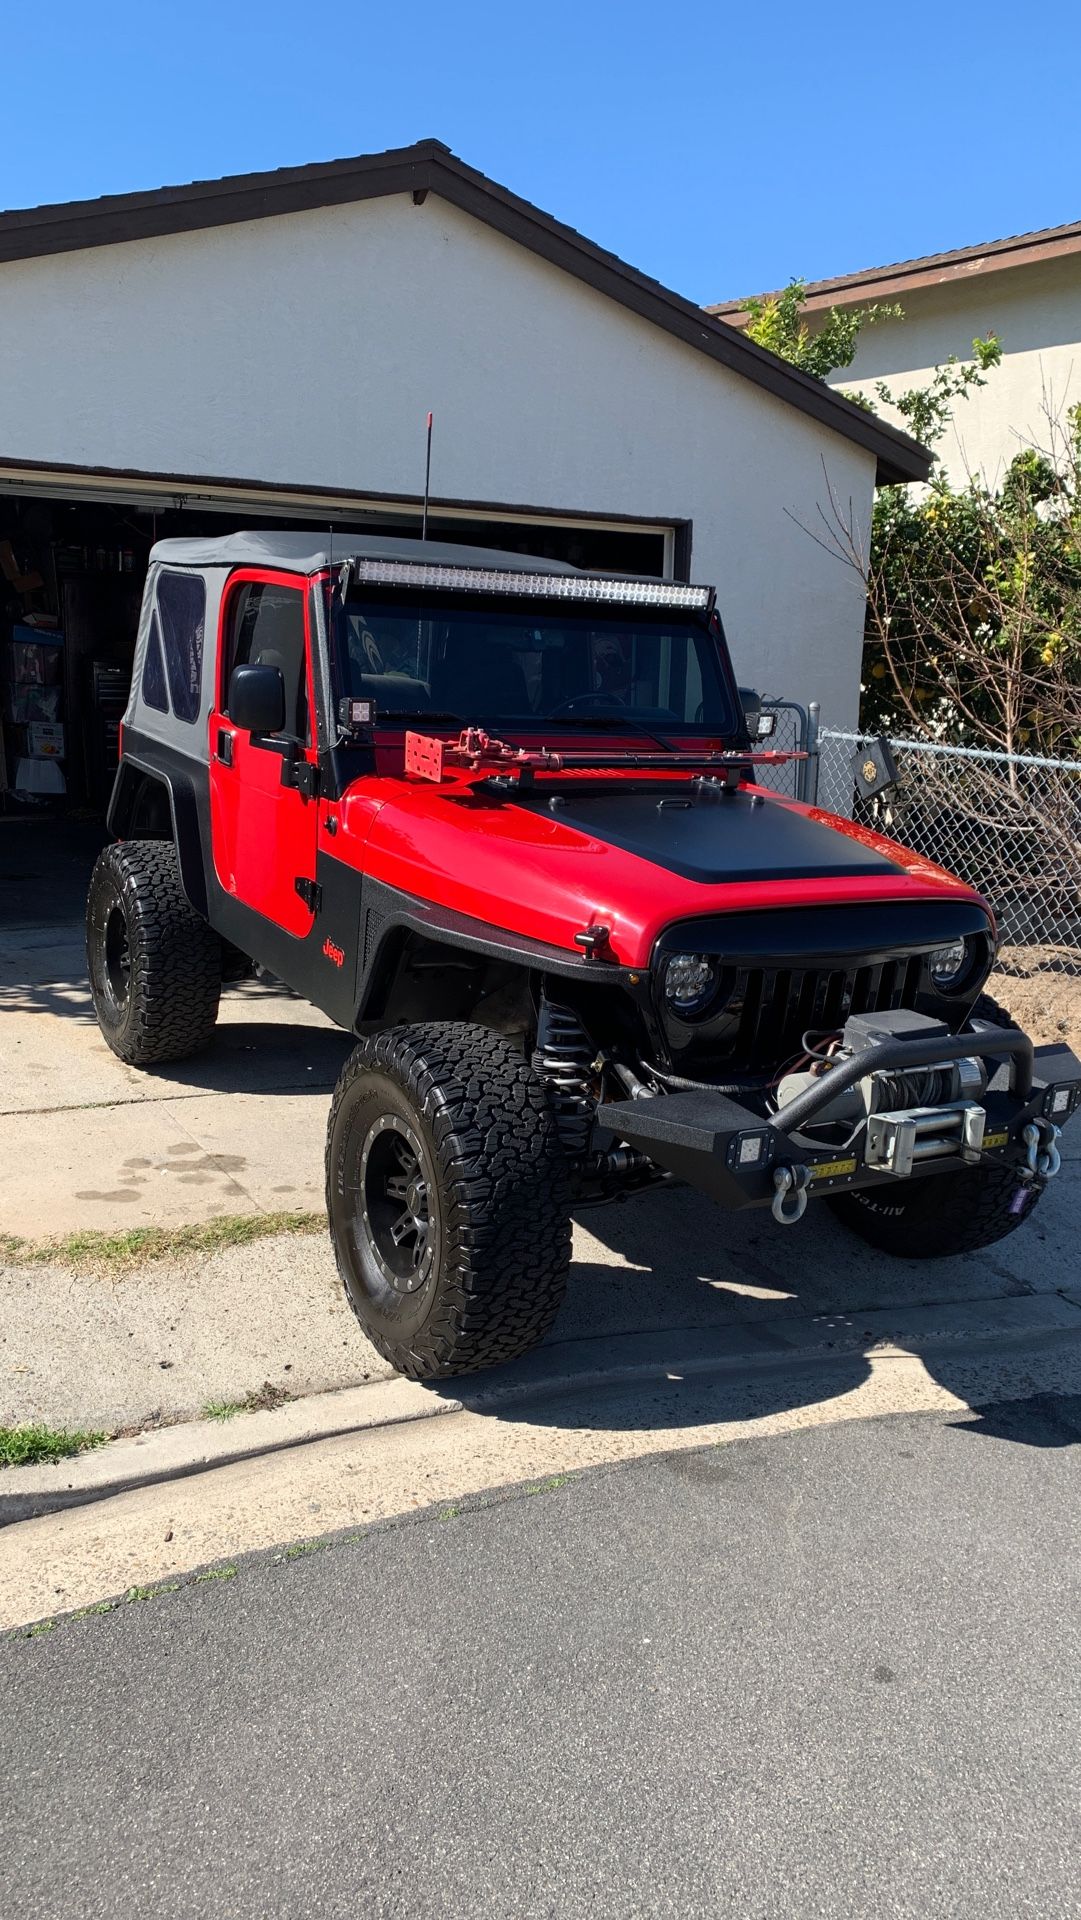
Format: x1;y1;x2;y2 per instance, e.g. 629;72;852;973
513;789;904;886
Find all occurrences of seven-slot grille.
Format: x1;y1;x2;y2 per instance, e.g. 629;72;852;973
715;953;926;1069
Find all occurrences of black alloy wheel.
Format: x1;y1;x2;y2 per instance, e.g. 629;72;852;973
102;901;133;1019
357;1113;439;1301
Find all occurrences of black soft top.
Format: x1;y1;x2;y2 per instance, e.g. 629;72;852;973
147;531;579;576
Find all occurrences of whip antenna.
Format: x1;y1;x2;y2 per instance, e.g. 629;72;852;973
421;411;433;543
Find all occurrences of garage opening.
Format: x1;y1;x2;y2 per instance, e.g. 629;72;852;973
0;468;682;931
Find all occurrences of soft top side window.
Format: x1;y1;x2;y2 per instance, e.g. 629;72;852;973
156;570;206;724
225;581;309;743
141;608;169;713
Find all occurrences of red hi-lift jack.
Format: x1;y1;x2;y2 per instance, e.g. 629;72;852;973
403;726;805;788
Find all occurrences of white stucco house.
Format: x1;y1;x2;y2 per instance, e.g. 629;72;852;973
709;220;1081;491
0;138;927;816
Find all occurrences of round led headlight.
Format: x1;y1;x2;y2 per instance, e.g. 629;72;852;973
928;938;972;993
663;951;719;1017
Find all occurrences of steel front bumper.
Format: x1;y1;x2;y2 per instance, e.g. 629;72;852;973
597;1025;1081;1218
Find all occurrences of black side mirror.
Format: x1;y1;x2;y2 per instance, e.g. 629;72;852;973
228;664;285;735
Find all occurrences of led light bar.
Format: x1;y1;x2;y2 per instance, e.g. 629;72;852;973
347;558;714;613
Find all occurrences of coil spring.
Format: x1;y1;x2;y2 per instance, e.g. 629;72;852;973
532;999;595;1161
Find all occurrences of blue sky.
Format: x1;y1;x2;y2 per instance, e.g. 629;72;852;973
4;1;1078;306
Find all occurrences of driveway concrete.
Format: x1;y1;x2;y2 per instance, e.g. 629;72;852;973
0;925;353;1234
3;867;1078;1243
2;898;1080;1439
3;1152;1080;1432
5;1406;1081;1919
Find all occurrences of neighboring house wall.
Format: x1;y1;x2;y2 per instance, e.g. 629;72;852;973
0;194;877;726
824;253;1081;489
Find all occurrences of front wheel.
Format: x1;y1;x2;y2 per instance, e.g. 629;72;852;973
326;1023;572;1379
829;1161;1043;1258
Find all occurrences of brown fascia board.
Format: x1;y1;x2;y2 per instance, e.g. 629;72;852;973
709;218;1081;327
0;138;930;486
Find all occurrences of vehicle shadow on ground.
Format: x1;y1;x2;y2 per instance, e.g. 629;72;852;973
139;1023;354;1096
430;1183;1081;1449
0;978;99;1024
0;974;353;1094
0;969;303;1024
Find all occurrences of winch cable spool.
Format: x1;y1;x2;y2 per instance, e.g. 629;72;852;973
768;1036;1029;1136
772;1027;1033;1137
775;1055;986;1130
872;1063;976;1112
775;1021;986;1121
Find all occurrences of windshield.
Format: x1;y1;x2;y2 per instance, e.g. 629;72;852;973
335;593;739;737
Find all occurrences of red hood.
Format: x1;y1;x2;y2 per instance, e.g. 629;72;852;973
331;770;989;970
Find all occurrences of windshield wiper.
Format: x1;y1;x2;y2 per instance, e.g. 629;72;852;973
533;715;679;751
377;710;470;725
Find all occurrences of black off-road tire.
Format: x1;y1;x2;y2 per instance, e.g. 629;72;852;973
326;1022;572;1379
970;989;1017;1029
831;988;1043;1255
86;840;222;1065
830;1161;1043;1258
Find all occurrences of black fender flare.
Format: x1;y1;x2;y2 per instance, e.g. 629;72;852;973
107;754;209;918
353;876;639;1024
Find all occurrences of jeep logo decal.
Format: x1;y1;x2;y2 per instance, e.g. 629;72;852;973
323;937;345;969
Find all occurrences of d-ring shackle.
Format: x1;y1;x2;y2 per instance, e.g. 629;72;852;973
771;1163;811;1226
1021;1119;1062;1181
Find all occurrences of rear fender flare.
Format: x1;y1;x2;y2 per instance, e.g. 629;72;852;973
107;758;208;917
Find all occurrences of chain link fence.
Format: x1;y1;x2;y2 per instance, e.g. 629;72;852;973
752;700;814;799
812;729;1081;965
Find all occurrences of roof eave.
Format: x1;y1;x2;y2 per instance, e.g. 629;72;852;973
708;222;1081;325
0;138;931;487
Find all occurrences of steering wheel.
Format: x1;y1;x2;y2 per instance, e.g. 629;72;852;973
548;691;628;718
359;625;385;675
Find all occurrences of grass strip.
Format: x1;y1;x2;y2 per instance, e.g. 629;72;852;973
202;1381;294;1422
0;1210;323;1274
0;1423;108;1469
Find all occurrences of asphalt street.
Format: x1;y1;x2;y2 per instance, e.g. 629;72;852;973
6;1398;1081;1920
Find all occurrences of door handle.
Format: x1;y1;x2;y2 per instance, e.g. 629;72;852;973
216;728;235;766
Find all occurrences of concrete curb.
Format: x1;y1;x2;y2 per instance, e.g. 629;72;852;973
6;1290;1081;1527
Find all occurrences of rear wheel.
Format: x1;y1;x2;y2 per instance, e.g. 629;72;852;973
829;1161;1043;1258
326;1022;571;1379
86;840;222;1065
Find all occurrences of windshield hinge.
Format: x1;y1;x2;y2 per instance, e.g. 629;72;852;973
280;750;320;800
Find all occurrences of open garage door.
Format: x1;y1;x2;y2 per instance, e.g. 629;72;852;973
0;459;684;935
0;458;684;819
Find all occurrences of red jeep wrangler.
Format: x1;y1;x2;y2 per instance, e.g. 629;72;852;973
87;532;1078;1378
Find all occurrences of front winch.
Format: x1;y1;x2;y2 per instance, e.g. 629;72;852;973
775;1050;988;1128
595;1008;1080;1220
